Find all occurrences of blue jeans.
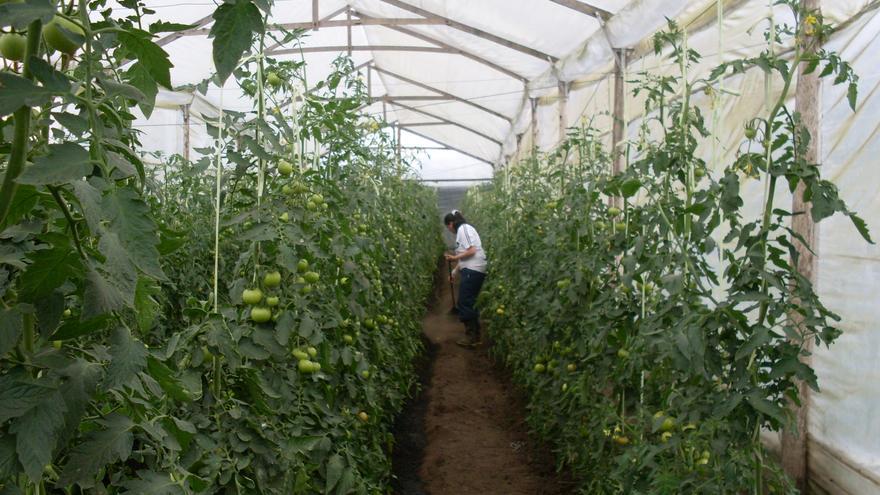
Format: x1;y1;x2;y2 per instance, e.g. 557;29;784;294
457;268;486;323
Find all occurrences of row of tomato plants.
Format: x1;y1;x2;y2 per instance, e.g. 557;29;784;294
468;6;869;494
0;0;441;492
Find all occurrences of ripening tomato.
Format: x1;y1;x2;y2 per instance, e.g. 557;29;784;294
242;288;263;305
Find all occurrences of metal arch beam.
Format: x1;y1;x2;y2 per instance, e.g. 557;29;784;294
371;65;512;123
399;127;496;167
547;0;612;19
388;100;502;145
185;16;447;36
268;45;454;55
378;0;558;62
354;12;528;83
155;13;215;47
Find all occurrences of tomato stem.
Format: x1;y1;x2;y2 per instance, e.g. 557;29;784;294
0;19;42;226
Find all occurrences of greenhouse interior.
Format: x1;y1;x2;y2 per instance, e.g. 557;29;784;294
1;0;879;493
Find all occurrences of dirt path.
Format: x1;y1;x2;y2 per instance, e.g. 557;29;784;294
392;269;570;495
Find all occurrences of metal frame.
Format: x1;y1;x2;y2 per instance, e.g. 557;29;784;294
371;65;511;123
378;0;558;62
388;100;502;145
267;45;454;55
353;12;528;83
547;0;612;19
399;127;495;166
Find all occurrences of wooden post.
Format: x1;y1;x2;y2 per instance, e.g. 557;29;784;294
312;0;319;30
346;7;352;56
612;48;626;175
367;65;372;99
558;80;569;145
395;124;401;165
530;97;538;154
181;103;191;162
782;0;820;491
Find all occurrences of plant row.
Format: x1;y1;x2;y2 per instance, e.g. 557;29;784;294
1;0;441;492
468;6;869;494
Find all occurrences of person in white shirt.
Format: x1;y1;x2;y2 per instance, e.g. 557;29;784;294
444;210;488;347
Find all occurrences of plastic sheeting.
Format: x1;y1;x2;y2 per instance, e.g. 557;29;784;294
129;1;880;491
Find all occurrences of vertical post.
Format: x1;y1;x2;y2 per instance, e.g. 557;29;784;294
396;124;402;165
312;0;319;30
382;99;387;121
558;80;569;146
181;103;191;163
530;97;538;154
782;0;820;491
367;65;372;100
346;7;352;56
612;48;626;175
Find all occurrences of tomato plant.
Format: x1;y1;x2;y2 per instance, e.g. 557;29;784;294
469;4;869;493
0;1;440;493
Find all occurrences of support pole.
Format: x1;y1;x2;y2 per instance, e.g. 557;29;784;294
346;7;352;56
782;0;820;491
367;65;372;99
181;103;191;163
312;0;319;30
530;97;538;154
558;81;569;145
396;124;402;165
612;48;626;175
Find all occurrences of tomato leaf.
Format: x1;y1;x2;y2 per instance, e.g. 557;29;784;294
0;306;23;357
18;241;83;303
0;0;55;30
0;72;55;116
10;391;67;481
28;57;71;92
325;454;344;494
103;326;148;390
120;470;183;494
0;374;55;423
126;62;159;118
210;0;263;84
101;186;166;280
0;435;19;480
146;357;192;402
57;360;102;447
117;30;172;89
17;142;91;185
56;414;134;488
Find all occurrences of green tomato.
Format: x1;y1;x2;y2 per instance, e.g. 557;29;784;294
566;363;577;372
250;307;272;323
63;308;72;317
277;159;293;175
608;206;621;216
298;359;315;373
0;33;27;61
660;417;676;432
292;349;309;360
263;271;282;288
304;271;320;283
52;340;62;350
343;334;353;344
357;411;369;422
299;285;312;295
617;348;630;359
282;185;293;195
556;278;571;289
266;296;279;307
534;363;546;373
307;346;318;358
297;259;309;273
306;201;318;211
242;288;263;305
266;71;283;87
614;222;627;233
360;370;370;379
43;16;84;55
309;193;324;205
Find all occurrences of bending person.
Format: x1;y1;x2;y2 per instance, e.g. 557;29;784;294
443;210;488;347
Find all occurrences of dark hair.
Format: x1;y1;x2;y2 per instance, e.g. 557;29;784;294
443;210;466;230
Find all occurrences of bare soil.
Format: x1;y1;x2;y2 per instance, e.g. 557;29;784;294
391;265;571;495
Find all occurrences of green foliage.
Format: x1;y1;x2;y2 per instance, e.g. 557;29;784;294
0;3;439;493
468;5;868;494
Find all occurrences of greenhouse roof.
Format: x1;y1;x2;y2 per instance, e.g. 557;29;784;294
138;0;874;184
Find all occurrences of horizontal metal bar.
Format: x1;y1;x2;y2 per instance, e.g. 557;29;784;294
268;45;453;55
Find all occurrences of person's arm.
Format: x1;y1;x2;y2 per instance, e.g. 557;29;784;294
445;246;476;261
